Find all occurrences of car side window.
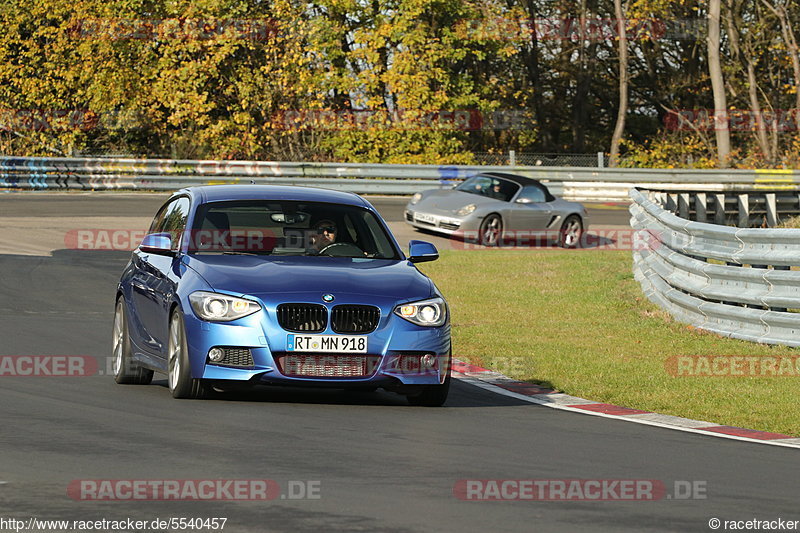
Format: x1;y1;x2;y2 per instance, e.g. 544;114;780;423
148;203;171;234
149;197;190;249
517;185;547;203
492;179;520;202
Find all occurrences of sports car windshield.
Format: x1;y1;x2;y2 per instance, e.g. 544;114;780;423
455;176;520;202
189;200;401;259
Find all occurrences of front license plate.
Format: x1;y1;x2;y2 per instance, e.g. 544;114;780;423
287;334;367;353
415;213;437;224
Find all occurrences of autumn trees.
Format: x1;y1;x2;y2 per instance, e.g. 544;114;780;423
1;0;800;168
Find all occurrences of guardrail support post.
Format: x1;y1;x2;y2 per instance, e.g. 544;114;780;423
695;193;708;222
766;193;777;227
678;193;690;219
738;194;750;228
597;152;604;168
714;193;726;225
666;194;677;212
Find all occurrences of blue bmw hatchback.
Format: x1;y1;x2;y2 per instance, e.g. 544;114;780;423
113;185;451;406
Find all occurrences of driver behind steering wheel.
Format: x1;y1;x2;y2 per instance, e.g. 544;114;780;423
310;219;337;253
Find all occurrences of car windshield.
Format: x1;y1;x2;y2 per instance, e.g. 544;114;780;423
189;200;400;259
455;176;519;202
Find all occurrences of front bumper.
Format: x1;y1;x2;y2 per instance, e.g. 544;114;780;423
403;208;479;236
182;296;451;387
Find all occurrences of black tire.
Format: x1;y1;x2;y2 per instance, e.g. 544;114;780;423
167;311;208;399
558;215;583;249
478;214;503;246
407;373;451;407
407;351;452;407
112;297;154;385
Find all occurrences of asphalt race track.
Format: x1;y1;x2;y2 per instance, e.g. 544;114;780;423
0;193;796;532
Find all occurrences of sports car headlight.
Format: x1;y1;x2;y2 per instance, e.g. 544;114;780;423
456;204;476;216
189;291;260;322
410;193;422;205
394;297;447;327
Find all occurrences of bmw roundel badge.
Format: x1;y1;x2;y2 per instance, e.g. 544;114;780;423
322;294;335;303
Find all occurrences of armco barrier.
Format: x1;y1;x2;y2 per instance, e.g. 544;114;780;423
630;187;800;348
4;156;800;201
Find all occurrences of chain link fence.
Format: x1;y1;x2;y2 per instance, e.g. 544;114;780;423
471;151;610;167
0;133;617;168
66;149;613;167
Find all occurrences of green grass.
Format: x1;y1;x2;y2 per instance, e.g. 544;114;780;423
778;215;800;228
418;249;800;436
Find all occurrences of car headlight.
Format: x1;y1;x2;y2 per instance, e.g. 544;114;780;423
409;193;422;205
189;291;261;322
394;297;447;327
456;204;476;216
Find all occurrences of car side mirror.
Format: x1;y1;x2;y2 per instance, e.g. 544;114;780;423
140;232;175;256
408;240;439;263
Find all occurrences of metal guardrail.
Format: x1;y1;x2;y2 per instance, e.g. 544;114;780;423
644;189;800;227
4;156;800;201
630;187;800;348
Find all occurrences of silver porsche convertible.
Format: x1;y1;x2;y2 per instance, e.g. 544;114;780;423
404;172;588;247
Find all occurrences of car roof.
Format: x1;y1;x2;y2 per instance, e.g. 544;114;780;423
179;185;369;207
476;172;548;189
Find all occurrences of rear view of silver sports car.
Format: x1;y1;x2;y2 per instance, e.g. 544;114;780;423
404;172;588;247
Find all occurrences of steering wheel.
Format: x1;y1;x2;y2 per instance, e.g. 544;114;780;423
318;242;365;257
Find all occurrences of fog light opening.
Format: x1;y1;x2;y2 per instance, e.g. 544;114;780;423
208;347;225;362
421;353;437;369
